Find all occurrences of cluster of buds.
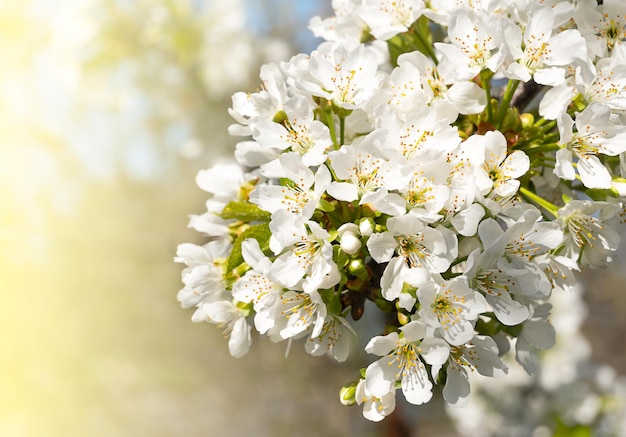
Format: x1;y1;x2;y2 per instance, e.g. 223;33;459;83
177;0;626;421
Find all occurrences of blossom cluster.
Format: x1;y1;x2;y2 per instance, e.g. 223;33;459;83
176;0;626;422
447;284;626;436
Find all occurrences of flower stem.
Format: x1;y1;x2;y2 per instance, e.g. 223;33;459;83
524;142;560;154
538;119;557;135
480;70;494;124
322;102;339;149
519;186;559;218
413;30;438;64
339;115;345;147
495;79;520;129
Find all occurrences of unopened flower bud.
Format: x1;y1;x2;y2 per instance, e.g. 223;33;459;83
358;218;374;237
338;223;362;255
341;231;362;255
348;259;369;280
339;380;359;406
520;112;534;128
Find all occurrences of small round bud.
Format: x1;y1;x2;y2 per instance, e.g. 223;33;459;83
520;112;534;128
340;231;362;255
358;218;374;237
339;381;359;406
348;259;369;280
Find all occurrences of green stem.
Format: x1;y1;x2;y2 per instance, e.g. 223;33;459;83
339;115;345;147
519;186;559;218
480;71;494;124
524;142;560;154
538;120;557;135
495;79;520;129
323;104;339;150
413;30;438;64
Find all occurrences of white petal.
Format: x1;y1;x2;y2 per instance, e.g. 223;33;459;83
555;148;576;180
578;155;612;189
443;366;471;407
539;85;575;119
420;337;450;366
367;232;398;263
365;356;399;397
522;319;556;350
241;238;267;271
401;362;433;405
441;319;475;346
327;181;359;201
365;332;400;356
228;317;252;358
450;203;485;237
486;293;530;326
446;81;486;114
515;336;537;375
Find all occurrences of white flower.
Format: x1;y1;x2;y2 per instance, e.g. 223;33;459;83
368;211;458;273
355;379;397;422
308;0;367;43
267;290;327;341
504;6;591;86
480;130;529;198
401;160;451;218
437;335;508;407
515;302;556;374
228;62;289;136
305;314;355;362
193;299;252;358
435;8;506;81
269;210;340;293
251;95;333;167
557;199;621;267
441;133;494;219
582;58;626;114
384;51;486;121
231;239;284;334
367;212;457;302
357;0;426;40
417;276;488;346
466;208;559;326
196;162;246;206
175;242;229;308
299;41;384;110
250;153;331;221
327;133;411;215
379;105;461;162
556;103;626;189
364;321;450;405
574;0;626;58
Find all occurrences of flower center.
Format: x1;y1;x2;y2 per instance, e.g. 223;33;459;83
396;234;428;268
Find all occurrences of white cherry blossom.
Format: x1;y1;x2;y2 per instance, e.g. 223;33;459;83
364;321;450;405
269;210;340;293
557;200;621;267
436;335;508;407
355;378;397;422
504;6;592;86
435;8;506;81
299;41;384;110
417;276;488;346
556;103;626;189
192;299;252;358
357;0;425;40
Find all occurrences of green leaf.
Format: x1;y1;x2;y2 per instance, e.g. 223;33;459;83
220;201;271;222
226;223;271;273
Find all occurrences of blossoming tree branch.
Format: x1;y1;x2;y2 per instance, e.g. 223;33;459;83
176;0;626;422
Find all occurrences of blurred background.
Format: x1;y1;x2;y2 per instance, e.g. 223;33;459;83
1;1;625;436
